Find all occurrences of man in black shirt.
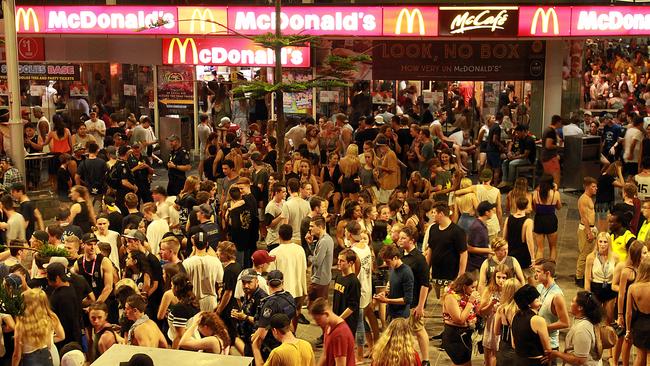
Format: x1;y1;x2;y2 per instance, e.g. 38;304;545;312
425;202;468;288
56;208;83;243
166;134;191;196
10;183;43;242
500;124;537;187
194;203;220;250
399;226;430;366
124;229;163;323
332;249;360;335
47;262;82;350
127;143;154;203
216;241;242;348
75;142;107;197
112;145;137;214
231;268;268;357
354;116;380;150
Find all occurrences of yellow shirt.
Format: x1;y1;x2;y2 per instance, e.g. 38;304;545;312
638;220;649;243
264;339;315;366
611;230;636;262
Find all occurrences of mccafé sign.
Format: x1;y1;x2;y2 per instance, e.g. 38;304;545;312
163;37;310;67
227;7;382;36
439;7;518;37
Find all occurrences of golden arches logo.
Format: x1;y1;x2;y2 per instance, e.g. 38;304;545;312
531;8;559;35
189;8;218;34
16;8;40;33
167;38;198;64
395;8;425;35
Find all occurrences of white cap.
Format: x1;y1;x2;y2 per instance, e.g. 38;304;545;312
61;350;85;366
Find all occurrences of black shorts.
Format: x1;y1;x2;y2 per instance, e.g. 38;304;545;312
590;282;617;303
442;324;473;365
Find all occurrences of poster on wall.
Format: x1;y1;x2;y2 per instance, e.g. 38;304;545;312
124;84;137;96
0;63;80;81
319;91;339;103
157;65;194;107
70;81;88;97
279;69;313;115
314;39;372;81
372;40;546;81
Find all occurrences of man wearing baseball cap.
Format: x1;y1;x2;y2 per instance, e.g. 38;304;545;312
231;268;268;357
72;232;117;322
251;269;297;360
123;229;164;319
234;250;274;300
253;313;314;365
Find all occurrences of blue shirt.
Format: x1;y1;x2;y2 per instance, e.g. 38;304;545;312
387;263;414;319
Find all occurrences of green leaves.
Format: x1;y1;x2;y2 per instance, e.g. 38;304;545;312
38;245;70;258
0;284;24;317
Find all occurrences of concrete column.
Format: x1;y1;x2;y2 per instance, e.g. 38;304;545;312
542;40;564;129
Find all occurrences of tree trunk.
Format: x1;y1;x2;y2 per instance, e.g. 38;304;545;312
273;0;286;180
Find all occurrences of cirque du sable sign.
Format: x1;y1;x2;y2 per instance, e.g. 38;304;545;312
163;37;310;67
439;7;518;37
372;40;545;81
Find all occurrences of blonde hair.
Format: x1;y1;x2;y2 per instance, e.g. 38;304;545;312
594;232;615;262
460;177;473;189
17;289;58;349
346;144;359;157
637;257;650;283
371;318;417;366
498;278;522;324
490;236;508;251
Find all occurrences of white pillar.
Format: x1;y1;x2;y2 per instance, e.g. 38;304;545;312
153;66;160;138
542;40;564;127
3;0;26;182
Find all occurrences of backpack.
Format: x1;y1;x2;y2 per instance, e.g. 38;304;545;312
594;323;617;360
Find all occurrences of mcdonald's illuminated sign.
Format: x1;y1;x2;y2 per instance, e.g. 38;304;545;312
178;7;227;34
518;7;571;36
382;7;437;36
531;8;559;34
166;38;199;64
163;37;310;67
16;7;41;33
396;8;425;35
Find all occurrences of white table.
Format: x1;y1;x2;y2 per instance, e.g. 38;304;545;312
91;344;252;366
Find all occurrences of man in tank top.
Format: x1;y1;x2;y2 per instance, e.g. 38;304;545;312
534;258;569;364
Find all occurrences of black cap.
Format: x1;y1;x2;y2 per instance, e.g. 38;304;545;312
82;232;99;244
267;270;283;286
241;268;258;282
477;201;497;216
121;353;154;366
269;313;291;330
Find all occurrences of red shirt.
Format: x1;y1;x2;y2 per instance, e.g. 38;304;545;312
324;321;355;366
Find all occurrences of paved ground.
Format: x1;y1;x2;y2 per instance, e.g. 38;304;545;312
293;190;585;365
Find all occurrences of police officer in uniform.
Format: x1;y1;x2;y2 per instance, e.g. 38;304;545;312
252;270;296;360
232;268;268;357
113;145;137;214
127;144;154;203
166;134;191;196
195;203;220;250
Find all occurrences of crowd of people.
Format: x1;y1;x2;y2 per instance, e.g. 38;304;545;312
0;81;648;366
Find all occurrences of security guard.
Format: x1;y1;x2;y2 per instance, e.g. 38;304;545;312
232;268;268;357
252;270;296;360
127;143;153;203
166;134;191;196
111;145;137;214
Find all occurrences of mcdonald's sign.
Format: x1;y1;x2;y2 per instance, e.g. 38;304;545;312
518;7;571;36
163;37;310;67
165;38;199;64
178;7;227;35
16;7;42;33
382;7;438;36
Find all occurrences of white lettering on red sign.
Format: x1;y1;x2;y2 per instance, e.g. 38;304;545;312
577;11;650;31
233;11;377;33
47;10;176;31
450;9;509;34
196;47;304;66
